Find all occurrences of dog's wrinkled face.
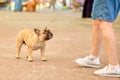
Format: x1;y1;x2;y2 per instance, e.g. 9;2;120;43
43;29;53;40
34;28;53;41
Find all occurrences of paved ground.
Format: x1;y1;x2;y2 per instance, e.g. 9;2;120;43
0;11;120;80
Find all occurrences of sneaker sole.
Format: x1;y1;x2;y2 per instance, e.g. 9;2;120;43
75;60;100;68
95;74;120;77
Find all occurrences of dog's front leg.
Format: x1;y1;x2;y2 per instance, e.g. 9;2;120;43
41;47;47;61
28;48;33;62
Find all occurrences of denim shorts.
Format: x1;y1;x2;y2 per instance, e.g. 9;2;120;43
92;0;120;22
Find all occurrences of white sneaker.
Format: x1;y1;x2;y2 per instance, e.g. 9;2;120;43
94;66;120;77
75;56;100;68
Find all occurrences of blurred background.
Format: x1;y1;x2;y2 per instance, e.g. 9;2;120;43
0;0;84;12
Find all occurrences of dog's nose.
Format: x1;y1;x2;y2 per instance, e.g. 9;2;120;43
51;33;53;37
50;33;53;38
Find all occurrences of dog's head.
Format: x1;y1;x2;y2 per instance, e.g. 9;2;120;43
34;27;53;41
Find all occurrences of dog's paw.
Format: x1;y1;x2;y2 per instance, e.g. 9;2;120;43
42;57;47;61
28;59;33;62
16;57;20;59
28;58;33;62
28;60;33;62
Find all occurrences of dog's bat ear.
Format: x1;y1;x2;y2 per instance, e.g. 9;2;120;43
34;28;40;35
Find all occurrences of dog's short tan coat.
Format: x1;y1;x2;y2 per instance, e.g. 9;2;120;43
16;28;53;62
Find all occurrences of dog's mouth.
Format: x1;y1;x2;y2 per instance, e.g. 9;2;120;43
45;32;53;40
41;28;53;40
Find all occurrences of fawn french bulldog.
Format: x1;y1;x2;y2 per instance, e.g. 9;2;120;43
16;28;53;62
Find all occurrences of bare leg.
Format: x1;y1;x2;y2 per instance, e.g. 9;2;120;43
100;20;118;65
90;20;102;57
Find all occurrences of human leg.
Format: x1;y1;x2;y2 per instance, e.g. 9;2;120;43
99;20;119;65
75;20;102;68
90;20;102;57
94;20;120;77
14;0;22;11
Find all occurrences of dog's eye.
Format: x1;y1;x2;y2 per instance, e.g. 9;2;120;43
43;30;48;34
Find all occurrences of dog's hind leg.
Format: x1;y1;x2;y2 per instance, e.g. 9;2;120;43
16;41;24;59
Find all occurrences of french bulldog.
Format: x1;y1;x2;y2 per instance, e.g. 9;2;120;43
16;27;53;62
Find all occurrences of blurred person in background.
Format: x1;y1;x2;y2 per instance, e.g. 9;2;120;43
48;0;57;10
22;0;40;12
14;0;22;11
82;0;93;18
72;0;84;11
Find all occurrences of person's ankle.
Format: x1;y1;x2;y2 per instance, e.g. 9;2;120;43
108;64;120;69
89;54;99;59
